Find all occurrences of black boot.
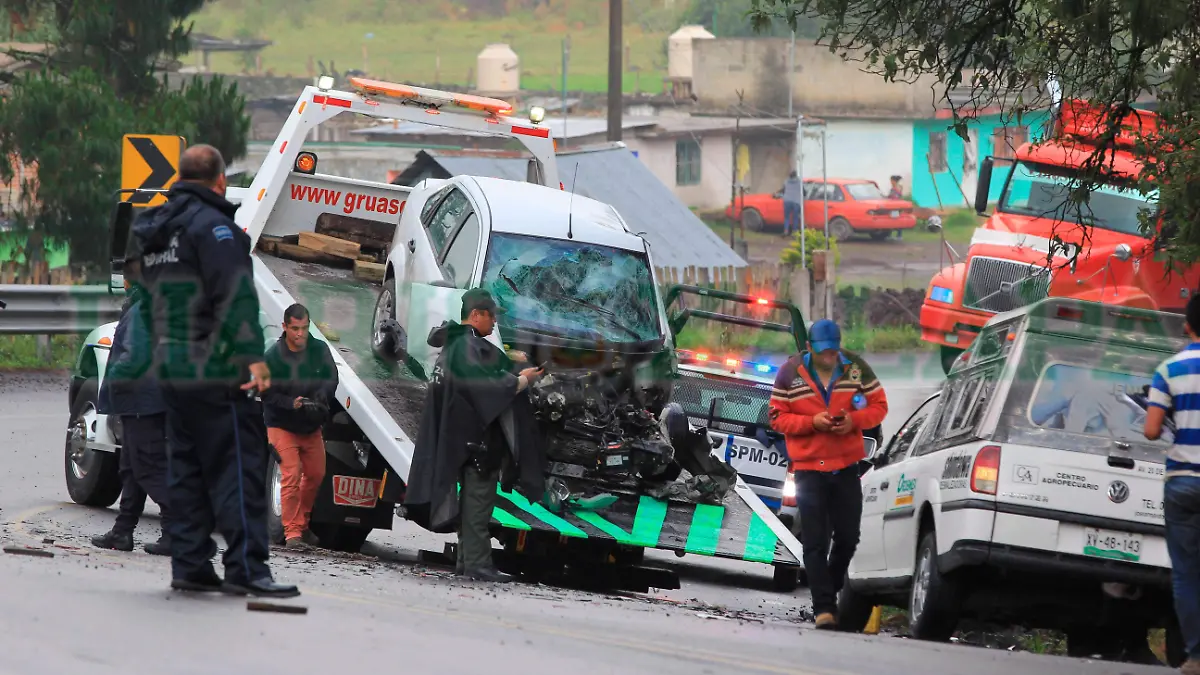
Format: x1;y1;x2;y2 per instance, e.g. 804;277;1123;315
91;530;134;552
221;577;301;599
170;567;223;593
144;535;171;556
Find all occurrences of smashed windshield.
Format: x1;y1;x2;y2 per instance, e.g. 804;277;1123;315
482;232;661;343
999;161;1158;237
845;183;885;201
996;333;1174;457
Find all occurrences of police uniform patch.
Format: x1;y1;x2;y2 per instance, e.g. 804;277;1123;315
212;225;234;242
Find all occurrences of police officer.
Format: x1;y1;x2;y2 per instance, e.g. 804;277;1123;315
405;289;545;582
134;144;298;598
91;246;171;555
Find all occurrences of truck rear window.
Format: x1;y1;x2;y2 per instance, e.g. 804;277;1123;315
995;333;1174;458
673;369;772;434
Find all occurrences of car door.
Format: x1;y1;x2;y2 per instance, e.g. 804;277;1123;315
403;185;480;378
393;183;452;337
855;393;941;574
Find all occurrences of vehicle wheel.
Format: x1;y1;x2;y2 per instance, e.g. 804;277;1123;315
940;345;964;375
371;276;406;363
1166;621;1187;667
741;208;765;232
868;230;890;241
310;522;371;553
64;378;122;507
907;530;961;641
836;574;877;633
829;217;854;241
772;564;800;592
266;447;286;545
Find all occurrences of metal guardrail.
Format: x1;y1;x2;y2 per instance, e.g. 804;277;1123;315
0;284;124;334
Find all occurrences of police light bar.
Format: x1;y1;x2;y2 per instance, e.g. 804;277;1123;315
677;349;777;375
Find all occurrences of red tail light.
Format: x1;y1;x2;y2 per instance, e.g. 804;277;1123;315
782;469;797;507
971;445;1001;495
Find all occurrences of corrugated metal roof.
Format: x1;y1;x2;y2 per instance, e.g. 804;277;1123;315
410;146;746;272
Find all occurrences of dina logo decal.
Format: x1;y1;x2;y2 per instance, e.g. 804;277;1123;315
1107;480;1130;504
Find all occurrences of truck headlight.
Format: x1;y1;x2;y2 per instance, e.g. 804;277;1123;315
930;285;954;304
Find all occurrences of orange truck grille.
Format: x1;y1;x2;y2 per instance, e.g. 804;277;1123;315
962;256;1052;314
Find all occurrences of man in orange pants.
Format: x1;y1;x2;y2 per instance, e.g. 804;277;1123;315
263;303;339;548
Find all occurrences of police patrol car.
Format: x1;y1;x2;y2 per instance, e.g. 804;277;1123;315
836;297;1186;665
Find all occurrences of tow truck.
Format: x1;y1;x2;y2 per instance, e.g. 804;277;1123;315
919;99;1200;373
63;77;804;591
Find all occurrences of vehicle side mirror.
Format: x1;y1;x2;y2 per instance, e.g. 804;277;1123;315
975;157;994;215
526;158;544;186
1113;243;1133;262
925;214;943;233
863;436;880;461
109;200;134;291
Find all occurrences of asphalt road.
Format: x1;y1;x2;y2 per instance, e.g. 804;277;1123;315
0;369;1170;675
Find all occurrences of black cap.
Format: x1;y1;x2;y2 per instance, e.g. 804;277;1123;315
462;287;506;316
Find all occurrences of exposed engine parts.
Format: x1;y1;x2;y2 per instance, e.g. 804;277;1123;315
528;371;736;505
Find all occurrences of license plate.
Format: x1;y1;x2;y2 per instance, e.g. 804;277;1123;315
890;210;900;218
1083;528;1142;562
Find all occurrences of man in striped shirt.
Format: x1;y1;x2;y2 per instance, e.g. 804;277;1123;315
1145;295;1200;674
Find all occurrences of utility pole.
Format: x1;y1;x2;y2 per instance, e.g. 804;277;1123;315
787;30;795;119
731;90;745;248
562;35;571;141
607;0;623;142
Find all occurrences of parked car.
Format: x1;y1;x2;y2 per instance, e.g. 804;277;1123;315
725;178;917;240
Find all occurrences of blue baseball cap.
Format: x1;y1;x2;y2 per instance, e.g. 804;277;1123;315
809;319;841;353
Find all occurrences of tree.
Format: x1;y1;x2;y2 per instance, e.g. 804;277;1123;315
747;0;1200;262
0;0;249;276
687;0;821;37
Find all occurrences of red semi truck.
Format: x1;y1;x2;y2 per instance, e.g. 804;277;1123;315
920;100;1200;372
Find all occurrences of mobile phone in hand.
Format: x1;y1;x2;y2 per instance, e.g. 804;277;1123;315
830;414;845;424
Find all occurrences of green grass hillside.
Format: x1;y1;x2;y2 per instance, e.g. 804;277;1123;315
191;0;688;93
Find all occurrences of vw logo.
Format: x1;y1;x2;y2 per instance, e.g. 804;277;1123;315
1108;480;1130;504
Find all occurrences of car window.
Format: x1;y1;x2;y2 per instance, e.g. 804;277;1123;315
420;185;454;226
426;189;470;254
441;212;481;288
845;183;885;201
879;394;940;467
916;367;998;455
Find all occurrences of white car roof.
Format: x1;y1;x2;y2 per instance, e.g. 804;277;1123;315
460;176;647;254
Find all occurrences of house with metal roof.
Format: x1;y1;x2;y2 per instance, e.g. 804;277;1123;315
391;144;746;274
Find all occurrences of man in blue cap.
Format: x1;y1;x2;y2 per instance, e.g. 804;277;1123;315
769;318;889;630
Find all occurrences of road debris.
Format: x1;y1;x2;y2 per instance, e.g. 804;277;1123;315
4;546;54;558
247;601;308;615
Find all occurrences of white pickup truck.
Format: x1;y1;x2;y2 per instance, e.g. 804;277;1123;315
837;298;1186;664
62;77;804;589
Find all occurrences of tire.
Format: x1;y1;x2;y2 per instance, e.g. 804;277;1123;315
741;208;765;232
371;276;405;362
266;447;286;545
829;217;854;241
868;230;890;241
772;565;800;593
907;530;961;641
310;522;371;553
64;378;122;507
836;575;877;633
940;345;965;375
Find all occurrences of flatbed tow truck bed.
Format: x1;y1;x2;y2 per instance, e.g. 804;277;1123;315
259;252;800;568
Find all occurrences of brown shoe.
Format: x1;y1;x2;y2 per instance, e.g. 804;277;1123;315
814;613;837;630
1181;659;1200;675
285;537;309;550
301;529;320;547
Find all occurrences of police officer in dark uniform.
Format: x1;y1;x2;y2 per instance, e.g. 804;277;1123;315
133;144;298;598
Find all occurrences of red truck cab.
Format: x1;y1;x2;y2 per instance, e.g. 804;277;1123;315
920;100;1198;372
